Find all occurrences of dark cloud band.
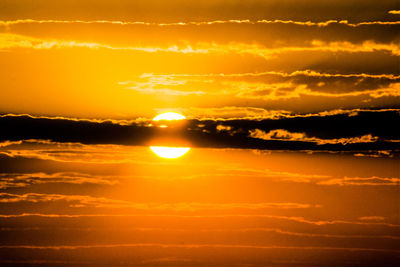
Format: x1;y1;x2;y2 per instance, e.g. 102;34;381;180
0;111;399;152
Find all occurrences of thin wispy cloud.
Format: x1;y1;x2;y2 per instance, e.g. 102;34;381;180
1;33;399;57
1;18;400;27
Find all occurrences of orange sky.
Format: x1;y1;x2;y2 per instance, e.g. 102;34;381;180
0;1;399;265
0;0;399;119
0;141;399;265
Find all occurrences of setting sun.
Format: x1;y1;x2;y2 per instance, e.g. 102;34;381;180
153;112;186;121
151;112;190;158
150;146;190;158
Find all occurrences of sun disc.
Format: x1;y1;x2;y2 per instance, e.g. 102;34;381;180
153;112;186;121
150;146;190;159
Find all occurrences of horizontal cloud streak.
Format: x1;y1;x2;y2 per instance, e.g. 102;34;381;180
0;172;118;189
0;111;399;152
1;33;399;57
0;243;398;253
317;177;400;186
0;193;319;210
139;70;400;80
0;213;398;228
1;19;400;27
249;129;379;145
0;33;209;53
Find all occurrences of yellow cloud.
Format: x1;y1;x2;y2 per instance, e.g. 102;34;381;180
0;192;318;210
1;33;399;57
0;33;209;53
249;129;379;145
158;107;293;120
0;172;119;189
1;19;399;27
138;70;400;80
126;72;400;100
318;177;400;186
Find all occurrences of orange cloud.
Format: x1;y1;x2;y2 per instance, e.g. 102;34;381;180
0;243;397;253
317;177;400;186
158;107;293;120
1;33;399;57
0;213;397;228
0;113;145;125
0;172;119;189
134;70;400;86
0;192;319;210
0;140;23;147
1;19;399;27
4;108;398;122
249;129;379;145
359;216;385;221
0;33;209;53
123;72;400;101
236;82;400;100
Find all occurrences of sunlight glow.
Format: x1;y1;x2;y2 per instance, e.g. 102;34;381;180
150;146;190;158
153;112;186;121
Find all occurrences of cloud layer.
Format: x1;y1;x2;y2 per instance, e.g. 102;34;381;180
1;111;398;151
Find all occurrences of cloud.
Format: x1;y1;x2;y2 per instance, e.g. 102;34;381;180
0;0;397;23
0;111;399;152
122;72;400;101
317;177;400;186
353;150;395;158
167;107;400;120
0;33;209;53
1;18;400;27
0;172;119;189
0;140;22;148
0;192;130;208
183;107;292;120
122;76;205;95
1;33;399;57
0;139;151;164
217;40;400;57
233;80;400;101
249;129;379;145
0;213;398;228
126;87;205;96
0;113;145;126
388;10;400;15
0;243;398;253
141;70;400;80
0;192;319;210
359;216;386;221
0;243;397;253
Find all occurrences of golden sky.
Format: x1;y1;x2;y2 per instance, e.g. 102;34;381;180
0;141;399;265
0;0;399;119
0;1;399;265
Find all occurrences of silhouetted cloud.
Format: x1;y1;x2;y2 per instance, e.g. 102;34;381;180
0;111;399;151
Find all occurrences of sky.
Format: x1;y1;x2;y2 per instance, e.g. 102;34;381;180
0;0;399;119
0;0;399;266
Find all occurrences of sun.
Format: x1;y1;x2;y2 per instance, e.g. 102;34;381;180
153;112;186;121
150;112;190;159
150;146;190;159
